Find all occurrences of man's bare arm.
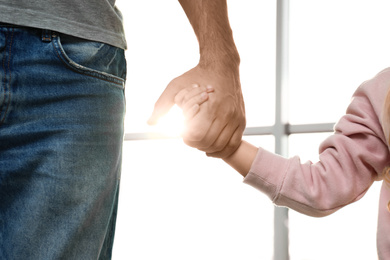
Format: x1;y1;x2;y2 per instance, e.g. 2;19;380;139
178;0;240;70
149;0;246;158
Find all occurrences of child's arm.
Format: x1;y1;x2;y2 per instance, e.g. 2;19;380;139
222;140;258;177
176;86;259;177
177;77;390;220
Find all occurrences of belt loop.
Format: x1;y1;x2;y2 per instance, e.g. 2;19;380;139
42;29;52;42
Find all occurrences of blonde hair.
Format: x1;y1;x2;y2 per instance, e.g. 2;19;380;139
382;88;390;212
383;167;390;212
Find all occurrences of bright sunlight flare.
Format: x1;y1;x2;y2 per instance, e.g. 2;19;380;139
152;105;185;137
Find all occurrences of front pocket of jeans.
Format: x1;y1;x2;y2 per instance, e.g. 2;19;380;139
51;33;126;88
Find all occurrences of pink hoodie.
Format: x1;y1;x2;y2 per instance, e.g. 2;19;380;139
244;68;390;258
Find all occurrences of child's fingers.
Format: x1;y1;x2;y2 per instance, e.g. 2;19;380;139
182;86;214;108
183;91;209;119
174;84;197;107
182;85;214;119
182;85;207;105
174;84;202;108
174;84;214;108
184;104;200;120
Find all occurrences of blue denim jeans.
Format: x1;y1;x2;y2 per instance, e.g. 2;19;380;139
0;24;126;259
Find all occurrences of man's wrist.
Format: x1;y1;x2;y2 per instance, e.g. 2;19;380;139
198;49;240;76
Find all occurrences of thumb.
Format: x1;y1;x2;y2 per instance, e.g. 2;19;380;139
147;85;176;125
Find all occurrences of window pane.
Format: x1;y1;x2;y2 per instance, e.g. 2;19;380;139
114;136;275;260
289;0;390;124
118;0;276;134
288;133;380;260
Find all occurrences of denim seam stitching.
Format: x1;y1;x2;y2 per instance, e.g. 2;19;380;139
51;36;125;88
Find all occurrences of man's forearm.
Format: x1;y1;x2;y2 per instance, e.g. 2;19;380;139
178;0;240;69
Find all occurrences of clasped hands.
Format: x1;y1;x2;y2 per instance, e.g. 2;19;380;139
148;65;246;159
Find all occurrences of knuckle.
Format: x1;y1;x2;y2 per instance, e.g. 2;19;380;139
211;142;225;154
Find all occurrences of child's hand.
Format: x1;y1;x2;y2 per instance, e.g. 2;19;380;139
174;84;214;120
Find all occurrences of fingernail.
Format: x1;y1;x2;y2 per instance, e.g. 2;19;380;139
206;85;214;92
201;92;208;100
192;83;199;88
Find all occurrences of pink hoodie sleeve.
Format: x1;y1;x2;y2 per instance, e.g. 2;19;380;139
244;70;390;217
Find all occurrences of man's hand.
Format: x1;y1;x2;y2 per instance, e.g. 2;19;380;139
148;0;246;158
148;64;246;158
